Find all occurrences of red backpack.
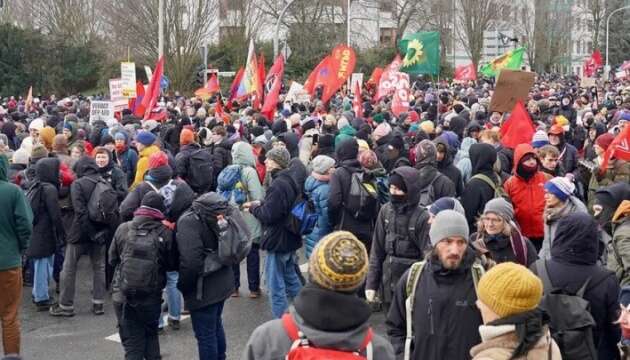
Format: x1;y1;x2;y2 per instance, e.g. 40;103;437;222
282;314;374;360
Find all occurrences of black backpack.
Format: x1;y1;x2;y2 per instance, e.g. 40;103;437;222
535;260;598;360
25;181;44;220
418;173;440;207
187;149;214;193
86;177;118;224
119;225;163;298
344;170;379;221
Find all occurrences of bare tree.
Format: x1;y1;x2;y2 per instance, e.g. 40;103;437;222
454;0;497;68
576;0;606;51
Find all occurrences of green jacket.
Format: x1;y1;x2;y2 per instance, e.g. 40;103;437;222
0;155;33;271
608;218;630;286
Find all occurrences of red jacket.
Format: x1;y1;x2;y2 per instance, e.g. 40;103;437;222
503;144;546;238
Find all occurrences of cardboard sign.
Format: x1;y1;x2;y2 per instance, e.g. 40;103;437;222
286;82;310;103
121;62;137;98
581;77;597;88
109;79;127;112
90;101;115;124
490;69;535;113
351;73;363;93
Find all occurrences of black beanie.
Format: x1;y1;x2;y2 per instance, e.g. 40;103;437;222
141;191;166;214
389;173;407;193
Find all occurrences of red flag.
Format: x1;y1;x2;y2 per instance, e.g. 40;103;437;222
391;73;411;117
227;67;244;104
454;63;477;81
253;53;265;109
304;56;332;95
194;74;220;99
353;80;362;118
583;50;603;77
600;125;630;174
376;55;402;100
215;100;226;122
368;67;384;85
500;100;536;149
261;55;285;121
131;81;147;117
140;56;164;120
303;44;356;103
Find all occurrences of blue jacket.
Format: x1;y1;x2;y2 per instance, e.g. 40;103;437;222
304;176;331;259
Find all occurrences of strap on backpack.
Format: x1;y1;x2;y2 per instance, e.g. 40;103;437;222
404;261;426;360
472;173;498;193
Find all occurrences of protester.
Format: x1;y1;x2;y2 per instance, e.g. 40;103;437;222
131;130;160;189
461;143;501;231
304;155;335;259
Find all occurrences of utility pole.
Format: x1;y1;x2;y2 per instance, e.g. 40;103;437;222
274;0;296;59
158;0;164;59
605;5;630;81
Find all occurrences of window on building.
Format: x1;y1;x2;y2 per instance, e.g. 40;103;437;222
380;27;396;46
380;0;394;12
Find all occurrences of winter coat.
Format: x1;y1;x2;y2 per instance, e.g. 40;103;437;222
298;128;319;166
540;196;588;260
557;142;579;175
175;193;234;311
208;140;233;188
386;249;483;360
366;166;430;305
98;153;128;203
116;146;138;187
496;145;513;177
242;284;395;360
503;145;546;239
174;143;203;189
304;176;331;259
26;158;64;259
461;143;501;231
231;142;264;242
456;137;476;184
588;159;630;211
607;201;630;286
109;215;178;305
415;161;456;207
374;132;394;166
470;324;561;360
131;144;160;189
435;136;464;196
531;213;621;360
0;155;32;271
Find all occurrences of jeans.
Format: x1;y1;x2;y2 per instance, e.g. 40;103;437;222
32;256;54;302
233;243;260;292
59;243;106;309
0;268;22;356
159;272;181;328
265;251;303;318
190;301;226;360
114;302;162;360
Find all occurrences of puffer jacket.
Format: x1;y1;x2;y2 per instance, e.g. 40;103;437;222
456;137;476;184
131;144;160;189
230;141;264;242
539;196;587;260
607;201;630;286
503;144;546;239
470;324;561;360
304;175;331;259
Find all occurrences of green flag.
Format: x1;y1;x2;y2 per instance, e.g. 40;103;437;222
398;32;440;76
480;47;526;77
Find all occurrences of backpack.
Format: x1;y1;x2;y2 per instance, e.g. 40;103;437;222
147;180;177;215
187;149;214;193
119;225;163;298
282;313;373;360
535;260;598;360
217;165;248;205
86;177;119;224
344;170;379;221
403;260;484;360
418;173;440;207
286;195;319;236
26;181;44;221
471;173;509;200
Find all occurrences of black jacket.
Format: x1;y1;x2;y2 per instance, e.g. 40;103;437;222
26;158;64;259
207;140;232;189
386;249;483;360
176;193;234;311
374;132;393;166
496;145;513;178
461;143;500;232
435;137;463;196
531;213;620;360
174;143;203;189
415;162;455;205
67;157;107;244
98;151;128;203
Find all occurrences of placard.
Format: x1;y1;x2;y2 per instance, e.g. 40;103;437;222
109;79;127;112
90;101;115;124
121;62;137;98
490;69;535;113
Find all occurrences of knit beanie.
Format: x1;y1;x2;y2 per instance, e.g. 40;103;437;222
308;231;368;293
389;172;407;193
358;150;378;169
114;132;127;142
373;122;392;141
483;198;514;221
148;151;169;170
429;197;465;217
372;113;384;124
28;118;45;131
100;134;114;146
136;130;157;146
356;139;370;152
595;133;615;151
477;262;543;318
311;155;335;175
179;128;195;146
39;126;56;151
266;147;290;169
420;120;435;135
544;176;575;202
30;144;49;162
337;116;350;130
141;191;166;214
429;210;469;246
531;130;549;148
12;148;30;165
415;140;437;164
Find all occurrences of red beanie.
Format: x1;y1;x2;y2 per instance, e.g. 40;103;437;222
148;151;169;169
180;128;195;146
595;133;615;151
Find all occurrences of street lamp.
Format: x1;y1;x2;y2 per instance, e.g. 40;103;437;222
274;0;296;59
605;5;630;80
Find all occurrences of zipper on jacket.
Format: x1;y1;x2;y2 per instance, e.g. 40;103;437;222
428;298;435;335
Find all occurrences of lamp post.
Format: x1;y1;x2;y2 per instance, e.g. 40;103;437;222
274;0;296;59
605;5;630;80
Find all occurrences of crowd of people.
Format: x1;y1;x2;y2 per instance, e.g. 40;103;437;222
0;73;628;360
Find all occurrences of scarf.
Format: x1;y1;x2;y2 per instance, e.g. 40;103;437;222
489;309;549;359
133;207;165;220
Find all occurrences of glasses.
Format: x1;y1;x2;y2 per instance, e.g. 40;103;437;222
482;216;503;225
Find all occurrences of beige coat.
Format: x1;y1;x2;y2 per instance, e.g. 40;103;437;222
470;324;562;360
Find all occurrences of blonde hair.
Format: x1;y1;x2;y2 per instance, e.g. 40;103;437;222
475;215;512;242
480;129;500;144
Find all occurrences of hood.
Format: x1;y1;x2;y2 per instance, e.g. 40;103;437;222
231;141;256;167
35;157;60;187
550;212;599;265
512;143;536;173
278;132;299;158
305;175;327;194
392;166;422;206
191;192;228;228
458;137;477;158
469;143;497;175
338;125;357;137
449;115;467;139
65;121;78;141
271;120;288;135
0;154;8;181
336;138;359;161
73;156;99;177
287;158;308;193
434;136;455;168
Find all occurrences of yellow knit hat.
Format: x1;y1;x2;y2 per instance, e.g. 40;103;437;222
476;262;543;318
308;231;368;293
420;120;435;134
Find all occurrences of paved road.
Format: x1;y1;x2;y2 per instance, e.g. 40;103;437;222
21;254;388;360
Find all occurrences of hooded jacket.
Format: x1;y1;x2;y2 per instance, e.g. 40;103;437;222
367;166;430;303
67;156;106;244
97;149;128;203
131;144;161;189
532;213;621;360
27;158;64;259
456;137;476;184
461;143;501;231
435;136;464;196
304;175;331;259
414;148;456;206
503;144;546;239
243;284;395;359
230;141;264;241
0;155;33;270
539;196;587;260
470;324;561;360
387;249;483;360
608;199;630;286
114;132;138;186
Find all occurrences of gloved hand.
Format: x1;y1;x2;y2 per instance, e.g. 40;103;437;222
365;289;376;302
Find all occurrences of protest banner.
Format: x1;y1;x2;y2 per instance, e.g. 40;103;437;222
581;77;597;88
287;82;310;103
351;73;363;93
109;79;127;112
90;101;115;124
121;62;137;98
490;69;535;113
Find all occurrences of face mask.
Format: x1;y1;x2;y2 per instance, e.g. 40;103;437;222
115;143;126;153
390;194;406;204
